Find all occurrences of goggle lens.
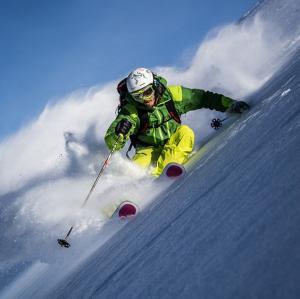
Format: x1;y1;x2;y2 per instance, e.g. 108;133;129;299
131;85;154;103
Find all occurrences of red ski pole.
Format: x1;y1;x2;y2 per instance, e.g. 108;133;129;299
57;134;122;248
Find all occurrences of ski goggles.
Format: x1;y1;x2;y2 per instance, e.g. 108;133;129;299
130;85;155;103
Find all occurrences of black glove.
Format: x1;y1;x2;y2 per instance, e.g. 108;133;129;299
229;101;250;113
115;119;132;136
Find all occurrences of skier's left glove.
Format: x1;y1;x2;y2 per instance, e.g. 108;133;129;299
115;119;132;137
229;101;250;113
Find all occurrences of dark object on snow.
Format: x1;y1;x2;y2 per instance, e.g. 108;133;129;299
57;238;71;248
211;118;225;130
229;101;250;113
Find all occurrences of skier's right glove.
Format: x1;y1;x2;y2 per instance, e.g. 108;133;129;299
115;119;132;137
229;101;250;113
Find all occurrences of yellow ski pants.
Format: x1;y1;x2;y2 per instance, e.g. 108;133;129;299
132;125;195;176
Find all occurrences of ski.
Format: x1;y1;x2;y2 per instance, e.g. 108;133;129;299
111;201;139;220
161;162;186;179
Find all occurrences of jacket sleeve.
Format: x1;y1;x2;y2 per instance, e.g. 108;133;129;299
104;104;140;150
168;85;235;114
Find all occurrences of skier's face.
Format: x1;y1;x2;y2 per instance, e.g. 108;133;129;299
131;85;156;108
143;94;156;108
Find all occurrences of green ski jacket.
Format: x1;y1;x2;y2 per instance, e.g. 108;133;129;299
105;79;234;151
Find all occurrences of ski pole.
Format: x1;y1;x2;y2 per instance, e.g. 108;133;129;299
57;134;123;248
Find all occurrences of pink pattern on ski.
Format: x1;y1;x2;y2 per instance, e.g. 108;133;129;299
118;202;138;219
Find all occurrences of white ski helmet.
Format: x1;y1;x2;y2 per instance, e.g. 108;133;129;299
126;68;154;93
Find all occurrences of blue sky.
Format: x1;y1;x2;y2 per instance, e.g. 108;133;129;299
0;0;256;140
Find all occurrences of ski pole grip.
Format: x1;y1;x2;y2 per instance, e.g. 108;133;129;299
117;133;124;144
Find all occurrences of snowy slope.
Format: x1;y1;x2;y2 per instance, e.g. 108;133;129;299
0;0;300;298
42;48;300;299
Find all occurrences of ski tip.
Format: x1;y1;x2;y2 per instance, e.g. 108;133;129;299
117;201;139;220
57;238;71;248
163;163;186;179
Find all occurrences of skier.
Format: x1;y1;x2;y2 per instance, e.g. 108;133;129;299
105;68;249;176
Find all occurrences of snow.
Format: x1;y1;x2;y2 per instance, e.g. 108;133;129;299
281;89;291;97
1;0;300;298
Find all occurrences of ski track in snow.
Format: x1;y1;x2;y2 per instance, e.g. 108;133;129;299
1;0;300;298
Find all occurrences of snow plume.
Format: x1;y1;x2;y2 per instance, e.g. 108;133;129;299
154;12;299;142
1;0;299;292
0;84;116;195
157;14;296;98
